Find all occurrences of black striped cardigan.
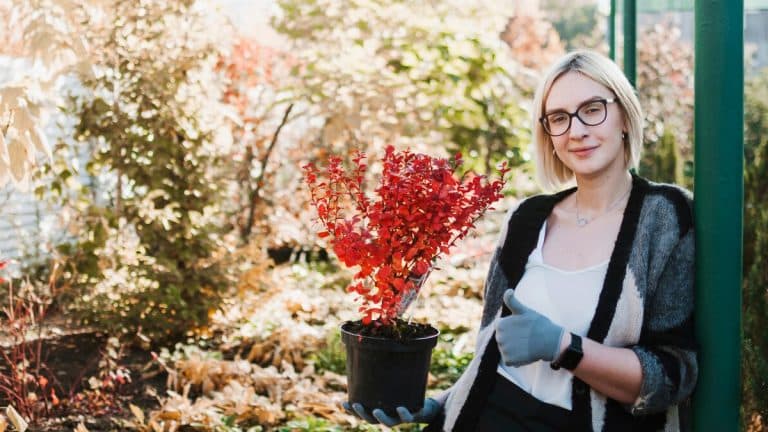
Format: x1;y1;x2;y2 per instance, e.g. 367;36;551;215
425;174;697;432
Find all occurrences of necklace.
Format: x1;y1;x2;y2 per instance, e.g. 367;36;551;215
575;184;632;227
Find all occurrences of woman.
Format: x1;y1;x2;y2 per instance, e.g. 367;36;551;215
344;50;697;431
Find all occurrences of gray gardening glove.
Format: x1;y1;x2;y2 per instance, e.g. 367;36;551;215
496;289;565;367
342;398;440;427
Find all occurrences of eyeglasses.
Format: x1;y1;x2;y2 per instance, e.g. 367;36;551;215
540;98;617;137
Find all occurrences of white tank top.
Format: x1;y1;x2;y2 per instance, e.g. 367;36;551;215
497;221;608;410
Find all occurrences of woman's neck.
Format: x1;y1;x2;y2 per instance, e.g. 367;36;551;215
574;170;633;212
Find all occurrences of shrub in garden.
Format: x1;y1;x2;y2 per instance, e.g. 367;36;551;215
637;22;694;188
0;273;60;423
540;0;606;52
45;0;234;342
215;36;298;244
275;0;531;176
430;346;473;391
309;330;346;375
742;67;768;427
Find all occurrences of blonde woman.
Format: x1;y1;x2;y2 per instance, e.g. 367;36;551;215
347;50;697;432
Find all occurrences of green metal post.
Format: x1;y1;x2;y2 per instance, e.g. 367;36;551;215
609;0;616;60
623;0;636;85
693;0;743;431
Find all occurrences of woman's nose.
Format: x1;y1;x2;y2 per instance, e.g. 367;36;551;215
569;116;589;136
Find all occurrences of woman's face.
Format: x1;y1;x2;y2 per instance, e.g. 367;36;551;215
544;71;627;181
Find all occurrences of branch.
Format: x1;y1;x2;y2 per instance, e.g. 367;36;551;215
241;103;294;241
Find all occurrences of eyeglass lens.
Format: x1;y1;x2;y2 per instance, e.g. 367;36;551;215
544;100;608;136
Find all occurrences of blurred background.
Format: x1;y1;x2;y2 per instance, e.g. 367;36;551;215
0;0;765;431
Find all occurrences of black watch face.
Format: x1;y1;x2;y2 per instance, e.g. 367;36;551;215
562;335;583;370
562;350;583;370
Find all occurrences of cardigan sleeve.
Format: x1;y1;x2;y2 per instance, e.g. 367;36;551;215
628;228;698;415
479;202;521;328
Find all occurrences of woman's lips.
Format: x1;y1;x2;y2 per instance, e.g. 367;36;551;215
569;146;598;157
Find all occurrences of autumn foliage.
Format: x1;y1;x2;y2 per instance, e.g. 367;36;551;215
303;146;507;326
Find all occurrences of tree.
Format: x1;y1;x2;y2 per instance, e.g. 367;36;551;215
274;0;531;175
500;13;565;77
216;37;297;243
540;0;607;52
636;22;694;187
0;0;73;187
23;0;237;341
742;66;768;427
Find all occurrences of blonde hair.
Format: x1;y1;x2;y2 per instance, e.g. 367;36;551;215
532;50;644;191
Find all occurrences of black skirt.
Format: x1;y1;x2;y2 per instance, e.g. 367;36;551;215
472;373;576;432
423;373;578;432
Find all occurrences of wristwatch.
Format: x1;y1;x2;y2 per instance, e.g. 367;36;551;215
550;333;584;371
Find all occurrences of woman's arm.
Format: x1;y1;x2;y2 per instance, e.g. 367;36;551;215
625;229;698;414
558;332;642;403
567;228;697;414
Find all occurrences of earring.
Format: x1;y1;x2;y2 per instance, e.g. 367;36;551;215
621;132;627;140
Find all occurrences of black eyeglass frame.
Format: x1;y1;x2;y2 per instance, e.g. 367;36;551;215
539;97;618;137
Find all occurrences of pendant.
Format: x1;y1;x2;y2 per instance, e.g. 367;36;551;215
576;217;589;227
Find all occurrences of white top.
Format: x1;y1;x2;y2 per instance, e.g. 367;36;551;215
497;221;608;410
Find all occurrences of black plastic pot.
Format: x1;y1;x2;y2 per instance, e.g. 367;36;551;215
340;322;439;416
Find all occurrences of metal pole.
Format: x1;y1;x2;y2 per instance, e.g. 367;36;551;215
609;0;616;60
693;0;743;430
623;0;636;86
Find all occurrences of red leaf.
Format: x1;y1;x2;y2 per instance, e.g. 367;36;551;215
415;260;429;275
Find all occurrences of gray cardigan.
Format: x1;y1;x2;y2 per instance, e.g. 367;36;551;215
426;174;697;432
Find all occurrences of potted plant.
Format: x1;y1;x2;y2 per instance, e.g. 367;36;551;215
303;145;507;416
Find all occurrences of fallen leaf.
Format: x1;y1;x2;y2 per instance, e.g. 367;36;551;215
5;406;27;432
129;404;145;424
156;411;182;421
73;422;89;432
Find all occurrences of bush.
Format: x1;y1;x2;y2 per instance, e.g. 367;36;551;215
429;332;474;391
637;22;694;189
310;330;346;375
49;0;232;343
742;67;768;426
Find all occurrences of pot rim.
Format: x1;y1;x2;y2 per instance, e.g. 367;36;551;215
340;321;439;350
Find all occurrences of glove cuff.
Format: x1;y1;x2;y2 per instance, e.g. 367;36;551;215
547;327;566;361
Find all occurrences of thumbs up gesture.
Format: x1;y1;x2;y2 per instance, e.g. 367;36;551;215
496;289;565;367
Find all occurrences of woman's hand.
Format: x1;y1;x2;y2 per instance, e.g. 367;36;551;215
496;289;565;367
342;398;441;427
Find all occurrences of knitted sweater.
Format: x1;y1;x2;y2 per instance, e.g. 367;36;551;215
426;174;697;432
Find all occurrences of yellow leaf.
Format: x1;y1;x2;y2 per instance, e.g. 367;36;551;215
7;138;29;183
73;422;89;432
202;376;214;395
0;161;9;187
5;406;28;432
129;404;145;424
156;411;182;421
0;85;25;103
0;415;7;432
28;125;51;162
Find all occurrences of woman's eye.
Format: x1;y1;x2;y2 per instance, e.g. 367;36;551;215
581;103;603;114
549;114;568;124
